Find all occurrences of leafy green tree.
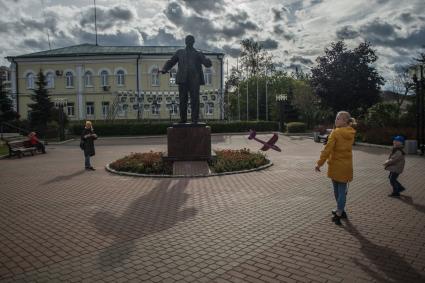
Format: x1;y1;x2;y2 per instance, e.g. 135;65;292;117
311;41;384;116
28;70;54;137
240;39;274;76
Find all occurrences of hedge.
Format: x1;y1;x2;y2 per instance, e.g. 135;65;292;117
357;127;416;145
286;122;306;133
69;121;279;136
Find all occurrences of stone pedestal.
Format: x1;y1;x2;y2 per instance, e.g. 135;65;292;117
165;123;211;161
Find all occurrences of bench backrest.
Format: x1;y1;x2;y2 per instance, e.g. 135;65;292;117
7;140;31;148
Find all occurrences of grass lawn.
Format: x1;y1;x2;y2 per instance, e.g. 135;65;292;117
0;144;8;156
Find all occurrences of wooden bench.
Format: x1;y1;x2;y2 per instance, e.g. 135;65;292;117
7;139;37;158
314;129;332;144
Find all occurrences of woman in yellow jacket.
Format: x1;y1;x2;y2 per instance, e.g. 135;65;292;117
315;111;356;225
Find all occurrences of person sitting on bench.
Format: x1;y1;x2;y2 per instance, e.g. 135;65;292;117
28;132;46;154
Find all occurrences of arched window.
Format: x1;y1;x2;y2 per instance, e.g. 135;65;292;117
84;71;93;87
65;71;74;87
116;70;125;86
46;72;54;88
204;68;212;85
100;70;109;86
26;73;35;89
151;67;160;86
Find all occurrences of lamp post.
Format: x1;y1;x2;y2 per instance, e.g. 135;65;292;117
276;94;288;132
53;98;67;141
412;64;425;155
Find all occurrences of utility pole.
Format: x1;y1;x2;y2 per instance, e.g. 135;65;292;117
237;57;240;121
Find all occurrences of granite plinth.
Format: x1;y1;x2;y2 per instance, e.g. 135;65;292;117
165;124;211;161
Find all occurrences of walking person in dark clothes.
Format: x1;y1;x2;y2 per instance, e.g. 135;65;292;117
81;121;97;170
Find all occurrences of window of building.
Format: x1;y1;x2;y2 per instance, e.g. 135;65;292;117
65;72;74;88
102;102;109;117
151;104;160;115
46;72;54;88
26;73;34;89
84;71;93;87
204;68;212;85
86;102;94;116
167;103;178;115
170;68;177;85
116;70;125;86
206;102;214;115
211;95;216;101
202;95;208;101
151;67;160;86
100;70;109;86
66;103;75;116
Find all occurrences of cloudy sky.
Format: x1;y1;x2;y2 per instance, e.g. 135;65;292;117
0;0;424;85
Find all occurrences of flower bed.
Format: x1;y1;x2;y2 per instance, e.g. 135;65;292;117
108;149;270;176
109;151;172;175
209;148;269;173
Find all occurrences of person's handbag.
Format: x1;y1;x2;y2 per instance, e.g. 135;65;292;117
79;140;85;150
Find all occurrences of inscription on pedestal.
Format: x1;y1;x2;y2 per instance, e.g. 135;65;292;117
167;124;211;161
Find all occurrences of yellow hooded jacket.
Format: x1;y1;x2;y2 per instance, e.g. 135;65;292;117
317;126;356;183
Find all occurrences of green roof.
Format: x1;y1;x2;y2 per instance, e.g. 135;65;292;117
7;43;224;59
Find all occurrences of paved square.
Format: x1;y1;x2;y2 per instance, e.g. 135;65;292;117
1;134;424;282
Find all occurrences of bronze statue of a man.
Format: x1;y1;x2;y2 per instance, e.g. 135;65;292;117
160;35;212;123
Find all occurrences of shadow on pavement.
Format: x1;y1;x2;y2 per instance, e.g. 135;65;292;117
41;169;86;185
344;221;424;283
90;178;197;269
398;195;425;214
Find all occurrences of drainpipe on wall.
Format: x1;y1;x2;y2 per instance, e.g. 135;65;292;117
219;55;224;120
136;54;141;120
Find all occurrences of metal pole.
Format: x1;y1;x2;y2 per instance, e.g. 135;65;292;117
237;58;240;121
256;74;259;121
227;59;229;121
421;65;424;155
415;73;420;152
265;67;268;121
246;67;249;121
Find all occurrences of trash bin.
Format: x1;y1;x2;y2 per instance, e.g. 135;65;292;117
405;139;417;154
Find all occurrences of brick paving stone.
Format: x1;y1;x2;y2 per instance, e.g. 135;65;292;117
0;135;424;282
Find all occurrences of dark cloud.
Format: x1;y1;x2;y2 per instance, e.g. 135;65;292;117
222;45;240;57
181;0;225;14
80;6;134;31
290;55;313;65
260;39;279;50
310;0;323;4
20;39;49;50
140;28;181;46
273;25;295;40
271;8;283;22
164;2;257;41
376;0;390;3
399;12;414;23
75;29;141;46
360;19;397;38
336;25;360;39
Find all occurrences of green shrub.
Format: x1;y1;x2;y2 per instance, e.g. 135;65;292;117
69;121;279;136
365;103;401;128
209;148;269;173
286;122;306;133
109;152;172;175
358;127;415;145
